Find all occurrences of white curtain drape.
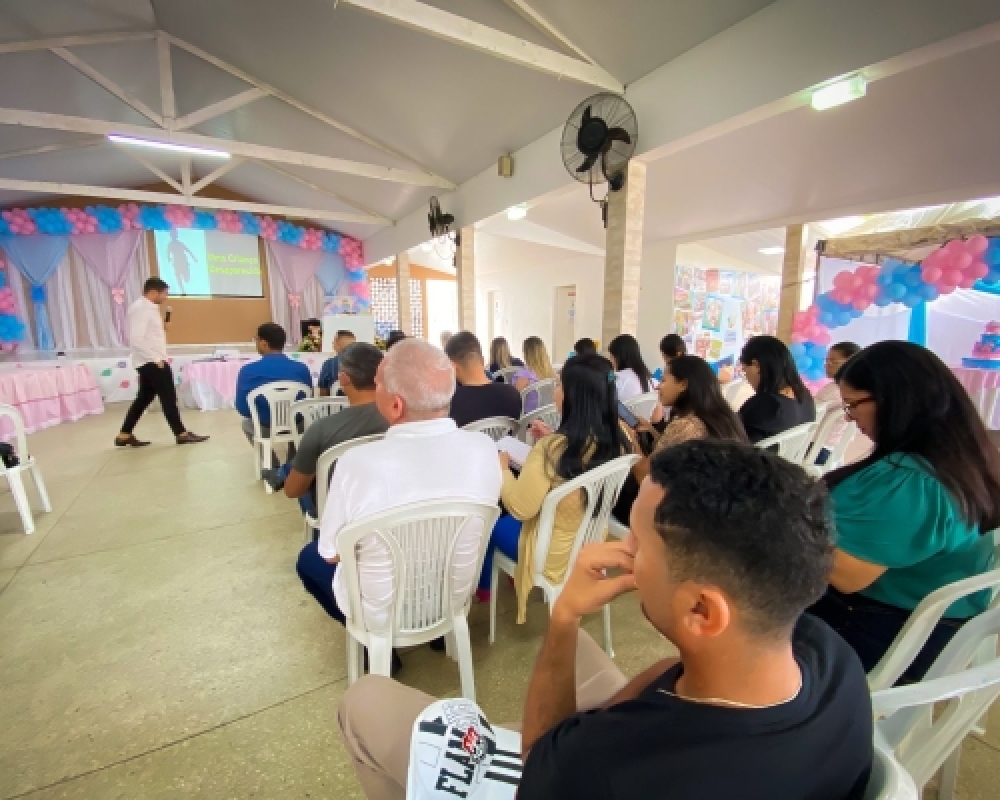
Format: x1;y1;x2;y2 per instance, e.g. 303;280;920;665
265;247;326;339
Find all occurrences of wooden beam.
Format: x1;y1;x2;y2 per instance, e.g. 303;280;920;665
173;88;268;130
190;158;244;194
156;32;176;125
120;148;184;193
165;33;444;180
50;47;164;127
254;161;391;224
0;138;104;160
180;157;192;195
0;31;154;55
503;0;599;66
0;107;455;188
338;0;621;92
0;178;386;225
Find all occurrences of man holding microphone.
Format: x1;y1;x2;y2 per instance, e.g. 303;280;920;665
115;277;208;447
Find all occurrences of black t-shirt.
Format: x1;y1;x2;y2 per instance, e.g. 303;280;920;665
449;382;522;427
518;615;873;800
738;391;816;443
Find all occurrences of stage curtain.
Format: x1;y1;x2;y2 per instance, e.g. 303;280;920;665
70;230;143;343
265;240;325;343
315;251;347;303
0;234;69;350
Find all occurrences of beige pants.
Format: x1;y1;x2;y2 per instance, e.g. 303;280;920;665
337;630;626;800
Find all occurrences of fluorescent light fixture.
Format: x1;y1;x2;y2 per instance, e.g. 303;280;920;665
506;203;528;221
107;134;230;159
819;215;865;235
811;75;866;111
759;246;785;256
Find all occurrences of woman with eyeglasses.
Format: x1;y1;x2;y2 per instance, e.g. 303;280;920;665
807;341;1000;681
737;335;816;443
812;341;863;462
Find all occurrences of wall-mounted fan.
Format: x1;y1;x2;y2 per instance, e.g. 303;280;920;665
560;92;638;226
427;196;458;261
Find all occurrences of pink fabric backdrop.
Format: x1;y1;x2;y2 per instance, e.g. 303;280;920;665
70;230;143;344
266;241;325;343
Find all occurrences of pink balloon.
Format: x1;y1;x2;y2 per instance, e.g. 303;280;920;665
791;333;805;344
953;252;973;271
814;329;832;346
832;272;854;290
937;282;957;295
959;275;977;289
944;239;966;257
968;235;989;255
970;260;990;279
852;297;871;311
921;266;942;283
945;270;964;285
863;284;879;300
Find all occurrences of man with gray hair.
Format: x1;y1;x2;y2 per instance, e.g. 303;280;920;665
295;338;502;670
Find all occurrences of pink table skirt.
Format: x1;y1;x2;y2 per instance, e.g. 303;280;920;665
181;359;255;411
952;366;1000;429
0;363;105;436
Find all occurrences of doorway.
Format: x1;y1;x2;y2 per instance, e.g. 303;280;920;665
553;285;577;361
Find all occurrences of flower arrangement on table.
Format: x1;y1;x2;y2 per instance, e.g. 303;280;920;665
298;331;322;353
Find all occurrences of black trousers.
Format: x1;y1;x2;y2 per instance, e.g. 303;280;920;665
121;362;186;437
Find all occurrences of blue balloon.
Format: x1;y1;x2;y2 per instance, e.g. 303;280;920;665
889;283;907;300
835;311;852;327
918;284;939;302
818;311;835;326
790;343;806;359
902;294;922;308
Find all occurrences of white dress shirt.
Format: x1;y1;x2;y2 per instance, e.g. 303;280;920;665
319;417;502;631
128;296;168;366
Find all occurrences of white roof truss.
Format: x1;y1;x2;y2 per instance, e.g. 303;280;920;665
502;0;600;67
50;47;164;127
190;158;245;194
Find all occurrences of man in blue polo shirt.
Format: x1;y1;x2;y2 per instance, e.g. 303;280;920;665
317;329;356;396
235;323;312;453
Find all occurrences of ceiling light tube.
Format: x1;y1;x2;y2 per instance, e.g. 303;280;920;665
506;203;528;221
107;134;231;159
758;246;785;256
811;75;867;111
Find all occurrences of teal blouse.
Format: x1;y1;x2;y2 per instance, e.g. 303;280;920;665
830;454;995;619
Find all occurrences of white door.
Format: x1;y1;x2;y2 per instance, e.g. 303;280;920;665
487;290;503;343
553;286;577;361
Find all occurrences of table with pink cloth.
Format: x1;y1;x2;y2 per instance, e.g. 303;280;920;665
952;366;1000;429
0;364;105;436
179;354;326;411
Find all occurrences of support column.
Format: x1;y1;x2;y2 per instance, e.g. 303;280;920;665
602;160;646;350
776;224;810;343
395;252;413;335
454;226;476;332
637;240;677;366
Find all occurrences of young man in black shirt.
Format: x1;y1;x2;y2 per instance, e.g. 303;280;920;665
337;441;873;800
445;331;521;427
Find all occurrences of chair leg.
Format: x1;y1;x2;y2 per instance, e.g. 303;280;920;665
939;745;961;800
602;603;615;659
303;516;313;544
453;615;476;702
445;631;457;661
29;463;52;513
489;561;499;645
8;470;34;534
368;638;393;678
346;633;361;686
252;442;262;480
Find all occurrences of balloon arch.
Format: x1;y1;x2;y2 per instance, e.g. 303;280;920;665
790;234;1000;382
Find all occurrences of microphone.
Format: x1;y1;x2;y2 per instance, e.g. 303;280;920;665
165;305;172;323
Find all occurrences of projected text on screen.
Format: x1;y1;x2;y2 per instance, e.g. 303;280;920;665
153;229;264;297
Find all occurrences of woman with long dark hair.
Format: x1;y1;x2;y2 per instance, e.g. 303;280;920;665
480;353;629;622
659;333;687;365
737;335;815;442
808;341;1000;680
608;333;656;401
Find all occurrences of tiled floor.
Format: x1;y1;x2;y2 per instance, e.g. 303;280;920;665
0;406;996;798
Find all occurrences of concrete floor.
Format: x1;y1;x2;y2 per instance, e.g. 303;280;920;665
0;406;997;798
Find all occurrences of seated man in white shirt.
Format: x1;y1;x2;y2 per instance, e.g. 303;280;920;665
295;337;502;671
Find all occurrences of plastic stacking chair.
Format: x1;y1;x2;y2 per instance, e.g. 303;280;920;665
302;432;385;542
518;404;561;445
755;420;821;465
624;391;659;420
338;499;501;701
495;367;520;385
462;416;518;443
864;732;920;800
872;605;1000;800
248;380;312;486
290;396;349;447
0;404;51;534
520;378;556;412
802;411;857;475
490;454;638;657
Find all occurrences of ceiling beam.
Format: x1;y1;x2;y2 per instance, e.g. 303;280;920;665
254;161;391;224
503;0;599;66
0;31;155;55
164;33;444;180
156;32;176;126
0;107;455;188
173;88;268;131
190;158;244;194
338;0;622;92
0;138;104;161
120;148;184;193
0;178;386;225
50;47;164;127
179;157;192;195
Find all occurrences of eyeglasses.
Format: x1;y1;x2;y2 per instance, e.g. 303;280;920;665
842;397;874;419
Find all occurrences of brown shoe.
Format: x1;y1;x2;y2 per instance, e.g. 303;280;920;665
176;432;209;445
115;434;150;448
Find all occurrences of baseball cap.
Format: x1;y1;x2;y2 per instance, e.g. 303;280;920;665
407;698;522;800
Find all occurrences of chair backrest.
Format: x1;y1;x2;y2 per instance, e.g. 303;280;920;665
755;420;820;464
723;378;746;404
872;606;1000;790
337;499;501;636
518;403;562;444
864;733;920;800
802;409;857;472
624;391;659;420
291;397;349;434
532;454;639;581
462;416;518;443
248;380;313;438
314;433;386;520
521;378;556;410
495;367;520;384
0;403;29;462
868;567;1000;690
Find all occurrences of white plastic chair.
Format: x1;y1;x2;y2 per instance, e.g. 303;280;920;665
865;732;920;800
518;403;561;445
247;380;312;485
755;420;821;465
872;605;1000;799
495;367;520;384
290;396;349;447
338;499;501;701
623;391;659;420
802;410;858;474
520;378;556;411
302;432;385;541
723;378;749;408
490;454;639;657
0;404;51;534
462;416;518;443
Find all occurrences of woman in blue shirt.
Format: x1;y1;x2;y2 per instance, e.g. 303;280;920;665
808;341;1000;681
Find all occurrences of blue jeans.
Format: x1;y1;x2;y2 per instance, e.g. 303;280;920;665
277;462;318;517
478;513;522;591
296;541;346;625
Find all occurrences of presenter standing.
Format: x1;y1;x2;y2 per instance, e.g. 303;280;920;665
115;277;209;447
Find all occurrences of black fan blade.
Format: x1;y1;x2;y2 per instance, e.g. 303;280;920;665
580;105;592;126
606;127;632;146
576;153;598;174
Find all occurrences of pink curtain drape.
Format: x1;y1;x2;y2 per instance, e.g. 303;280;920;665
70;230;142;343
266;240;324;342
